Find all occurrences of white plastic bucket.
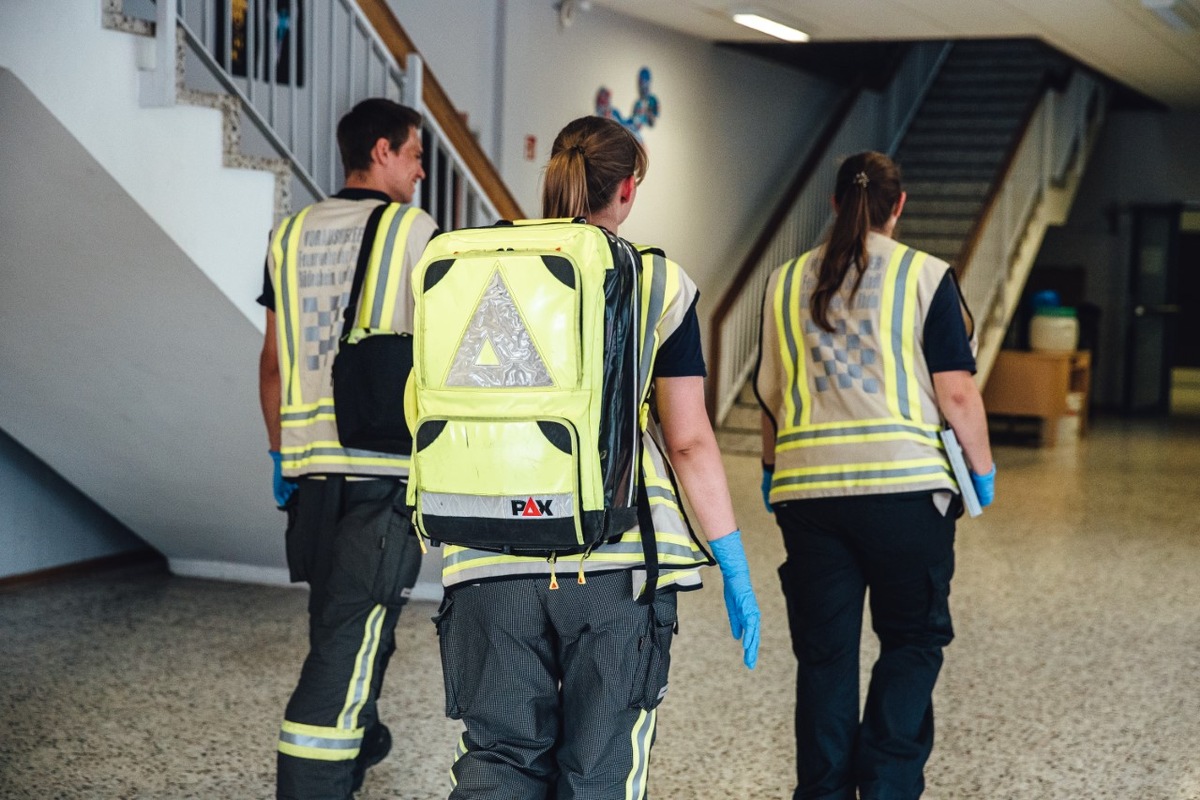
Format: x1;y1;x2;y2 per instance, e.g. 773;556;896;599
1030;308;1079;353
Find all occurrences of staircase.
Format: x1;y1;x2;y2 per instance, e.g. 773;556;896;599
897;40;1063;264
714;39;1107;454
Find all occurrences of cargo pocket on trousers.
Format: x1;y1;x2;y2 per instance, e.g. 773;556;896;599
927;554;956;644
432;594;464;719
370;501;422;609
629;592;678;711
282;491;308;583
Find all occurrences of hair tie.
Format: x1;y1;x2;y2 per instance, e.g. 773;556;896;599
854;171;869;188
571;144;586;157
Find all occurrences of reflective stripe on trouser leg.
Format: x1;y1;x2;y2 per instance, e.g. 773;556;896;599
278;721;363;762
279;603;388;761
624;709;657;800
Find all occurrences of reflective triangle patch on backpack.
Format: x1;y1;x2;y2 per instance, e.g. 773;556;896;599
447;268;554;388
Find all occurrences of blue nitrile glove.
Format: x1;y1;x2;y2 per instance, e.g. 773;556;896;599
269;450;297;508
970;463;996;508
709;530;761;670
761;463;774;513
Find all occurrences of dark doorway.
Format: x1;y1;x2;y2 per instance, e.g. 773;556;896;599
1174;228;1200;368
1123;205;1181;416
1170;218;1200;416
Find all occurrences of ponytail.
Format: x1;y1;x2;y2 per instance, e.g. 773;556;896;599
810;151;903;332
543;116;647;220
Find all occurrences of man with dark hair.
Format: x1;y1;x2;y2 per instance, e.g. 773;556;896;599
258;98;437;799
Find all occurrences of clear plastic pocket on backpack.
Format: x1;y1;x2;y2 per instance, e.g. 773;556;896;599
412;417;584;553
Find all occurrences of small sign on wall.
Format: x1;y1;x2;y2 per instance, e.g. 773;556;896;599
524;135;537;161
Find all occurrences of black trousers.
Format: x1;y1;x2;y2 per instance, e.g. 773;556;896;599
775;492;957;800
277;477;423;800
436;570;677;800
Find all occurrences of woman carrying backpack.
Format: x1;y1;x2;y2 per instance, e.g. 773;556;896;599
756;151;995;800
426;115;760;799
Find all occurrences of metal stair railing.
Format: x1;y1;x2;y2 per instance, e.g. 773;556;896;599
120;0;515;228
706;41;951;425
956;68;1107;383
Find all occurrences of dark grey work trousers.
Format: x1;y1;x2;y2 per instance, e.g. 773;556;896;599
775;492;958;800
277;477;423;800
436;570;678;800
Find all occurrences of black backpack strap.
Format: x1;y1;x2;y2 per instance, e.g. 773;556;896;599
636;450;660;605
340;202;392;340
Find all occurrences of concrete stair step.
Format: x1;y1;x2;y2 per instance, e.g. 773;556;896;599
902;197;985;217
905;179;992;198
902;130;1013;149
909;115;1023;133
926;83;1039;102
920;99;1028;118
895;147;1006;165
715;427;762;456
737;381;758;406
900;216;976;236
903;163;1001;181
722;400;761;432
901;234;966;262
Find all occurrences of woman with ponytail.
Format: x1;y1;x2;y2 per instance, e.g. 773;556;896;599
755;151;994;800
437;115;759;799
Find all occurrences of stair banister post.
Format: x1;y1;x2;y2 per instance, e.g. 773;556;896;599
404;52;424;207
138;0;177;108
404;53;424;112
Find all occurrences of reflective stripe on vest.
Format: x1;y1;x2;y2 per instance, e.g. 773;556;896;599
768;244;952;499
272;204;421;476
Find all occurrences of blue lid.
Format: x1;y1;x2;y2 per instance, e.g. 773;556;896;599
1031;289;1060;309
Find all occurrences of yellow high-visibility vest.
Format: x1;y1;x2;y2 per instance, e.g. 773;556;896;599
757;232;965;503
270;198;435;477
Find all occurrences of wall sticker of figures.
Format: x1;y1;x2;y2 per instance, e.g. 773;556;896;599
595;67;659;140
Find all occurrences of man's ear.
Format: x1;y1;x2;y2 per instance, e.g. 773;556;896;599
371;136;392;167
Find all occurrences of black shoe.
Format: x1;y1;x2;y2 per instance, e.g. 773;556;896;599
351;723;393;793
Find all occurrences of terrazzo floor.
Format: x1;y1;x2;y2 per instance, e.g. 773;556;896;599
2;417;1198;799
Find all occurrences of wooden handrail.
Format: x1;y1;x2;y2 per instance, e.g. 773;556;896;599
704;83;863;420
952;68;1066;278
355;0;524;221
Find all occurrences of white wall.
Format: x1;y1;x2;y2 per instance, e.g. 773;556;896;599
1036;108;1200;407
1;2;289;585
390;0;505;160
0;431;145;580
392;0;840;315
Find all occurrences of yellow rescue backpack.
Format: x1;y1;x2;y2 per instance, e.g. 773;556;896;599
406;219;650;556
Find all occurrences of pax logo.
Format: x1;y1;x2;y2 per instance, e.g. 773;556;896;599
511;497;554;517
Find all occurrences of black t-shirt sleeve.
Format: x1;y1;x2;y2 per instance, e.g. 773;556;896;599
653;293;707;378
923;271;976;374
256;260;274;310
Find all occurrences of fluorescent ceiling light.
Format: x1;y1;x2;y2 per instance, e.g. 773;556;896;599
1141;0;1200;31
731;12;810;42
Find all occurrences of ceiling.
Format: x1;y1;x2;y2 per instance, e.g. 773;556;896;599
588;0;1200;109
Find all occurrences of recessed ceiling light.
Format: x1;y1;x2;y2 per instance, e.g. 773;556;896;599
731;12;810;42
